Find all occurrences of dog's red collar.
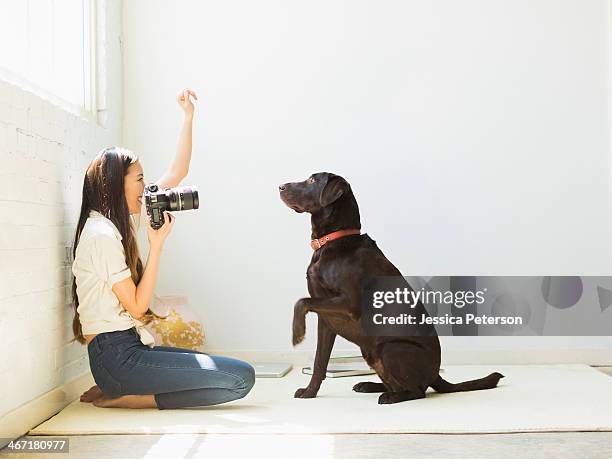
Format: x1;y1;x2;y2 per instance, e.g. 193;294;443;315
311;229;361;250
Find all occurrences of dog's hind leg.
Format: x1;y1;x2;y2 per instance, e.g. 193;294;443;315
378;389;425;405
353;382;386;393
372;342;436;404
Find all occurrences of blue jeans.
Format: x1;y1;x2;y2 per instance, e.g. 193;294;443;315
87;327;255;410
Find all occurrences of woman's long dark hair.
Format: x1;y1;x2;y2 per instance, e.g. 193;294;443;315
70;147;159;344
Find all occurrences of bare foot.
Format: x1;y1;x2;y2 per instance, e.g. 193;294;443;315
93;394;158;409
80;385;104;403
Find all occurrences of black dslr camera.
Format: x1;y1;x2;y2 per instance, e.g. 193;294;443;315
144;183;199;229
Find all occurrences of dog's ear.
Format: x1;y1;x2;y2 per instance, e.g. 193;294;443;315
320;175;348;207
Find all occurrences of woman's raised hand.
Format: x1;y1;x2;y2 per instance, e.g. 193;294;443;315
147;211;175;249
177;88;198;118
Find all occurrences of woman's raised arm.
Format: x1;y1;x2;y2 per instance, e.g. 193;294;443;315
155;88;198;190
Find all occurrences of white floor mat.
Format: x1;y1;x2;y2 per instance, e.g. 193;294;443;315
29;364;612;434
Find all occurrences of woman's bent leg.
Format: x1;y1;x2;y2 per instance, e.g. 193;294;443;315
117;348;256;409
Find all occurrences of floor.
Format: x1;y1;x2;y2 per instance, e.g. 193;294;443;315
2;367;612;459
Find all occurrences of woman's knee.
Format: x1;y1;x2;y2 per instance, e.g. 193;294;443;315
229;360;256;397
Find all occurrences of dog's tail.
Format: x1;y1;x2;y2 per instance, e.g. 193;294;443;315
430;372;504;393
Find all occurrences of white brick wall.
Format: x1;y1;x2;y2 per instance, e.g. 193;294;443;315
0;0;123;416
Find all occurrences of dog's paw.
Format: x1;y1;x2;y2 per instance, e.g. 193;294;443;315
353;382;386;393
294;387;317;399
378;391;425;404
378;392;395;404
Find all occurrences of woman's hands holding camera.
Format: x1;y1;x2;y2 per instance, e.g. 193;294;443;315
147;211;175;250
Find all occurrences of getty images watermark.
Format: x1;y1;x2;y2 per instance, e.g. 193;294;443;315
361;276;612;336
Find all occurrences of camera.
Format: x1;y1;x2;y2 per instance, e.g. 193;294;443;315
144;183;199;229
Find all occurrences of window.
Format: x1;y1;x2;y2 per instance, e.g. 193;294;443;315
0;0;95;115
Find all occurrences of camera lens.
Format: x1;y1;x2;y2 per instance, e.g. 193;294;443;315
166;186;198;211
192;189;199;209
181;187;198;210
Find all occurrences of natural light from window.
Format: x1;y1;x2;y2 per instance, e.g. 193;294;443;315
0;0;86;108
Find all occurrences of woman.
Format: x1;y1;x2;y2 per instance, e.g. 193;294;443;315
71;89;255;409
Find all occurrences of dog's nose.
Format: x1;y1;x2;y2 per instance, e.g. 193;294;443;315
279;184;286;191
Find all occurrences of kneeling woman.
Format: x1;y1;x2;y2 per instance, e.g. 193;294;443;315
71;89;255;409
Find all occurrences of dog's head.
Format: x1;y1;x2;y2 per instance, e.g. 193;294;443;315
279;172;350;214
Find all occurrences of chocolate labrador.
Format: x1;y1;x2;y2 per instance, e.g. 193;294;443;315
279;172;504;404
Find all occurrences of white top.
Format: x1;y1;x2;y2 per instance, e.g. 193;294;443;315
72;209;155;347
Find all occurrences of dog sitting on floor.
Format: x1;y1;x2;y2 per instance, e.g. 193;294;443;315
279;172;504;404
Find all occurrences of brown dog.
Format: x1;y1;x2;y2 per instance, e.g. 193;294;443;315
279;172;504;404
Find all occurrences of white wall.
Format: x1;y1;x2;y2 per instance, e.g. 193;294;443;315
123;0;612;356
0;0;123;418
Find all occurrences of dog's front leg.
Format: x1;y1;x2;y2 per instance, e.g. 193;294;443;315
292;296;355;345
295;317;336;399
